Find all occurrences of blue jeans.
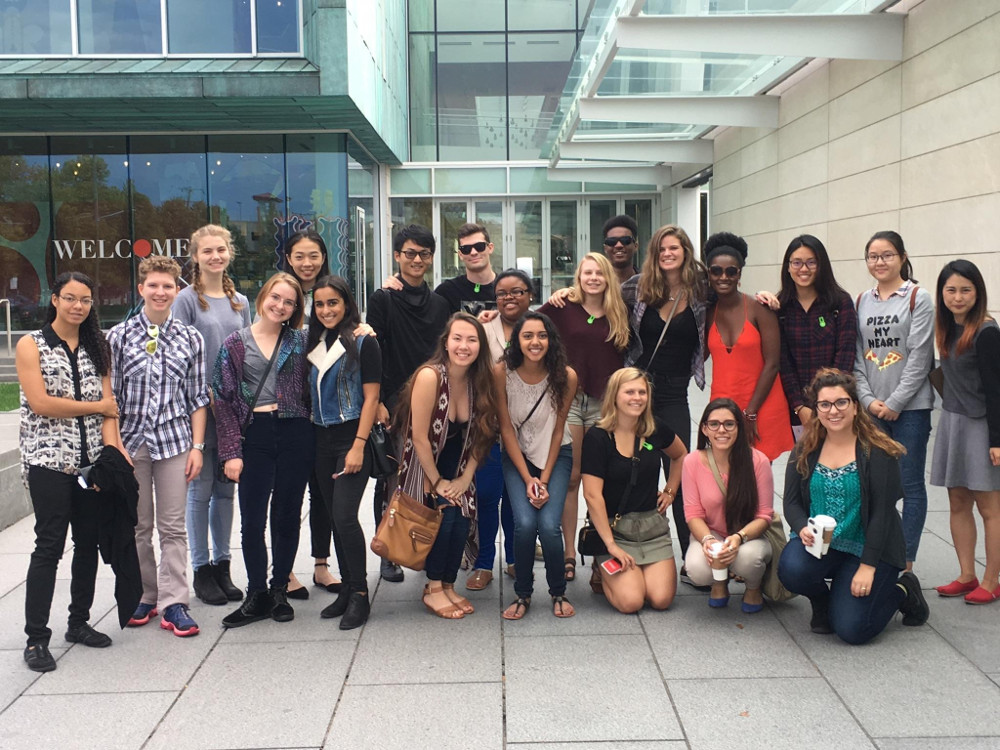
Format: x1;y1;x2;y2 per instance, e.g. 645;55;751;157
185;440;236;569
471;443;510;571
238;414;315;592
424;503;470;584
874;409;931;562
778;540;905;645
503;444;573;598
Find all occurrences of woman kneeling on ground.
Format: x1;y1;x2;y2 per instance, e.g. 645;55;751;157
682;398;773;613
581;368;687;613
778;368;930;644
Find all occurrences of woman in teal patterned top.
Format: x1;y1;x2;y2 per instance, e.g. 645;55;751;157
778;369;930;644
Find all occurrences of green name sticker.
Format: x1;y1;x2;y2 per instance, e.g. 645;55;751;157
818;316;826;328
474;283;481;293
642;441;654;451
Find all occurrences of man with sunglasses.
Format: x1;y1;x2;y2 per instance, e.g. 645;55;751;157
367;224;451;582
434;222;499;315
602;215;640;286
107;256;209;637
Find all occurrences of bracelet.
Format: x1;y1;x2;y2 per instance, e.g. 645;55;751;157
743;409;758;422
700;534;715;545
354;435;368;443
738;530;748;544
661;486;674;496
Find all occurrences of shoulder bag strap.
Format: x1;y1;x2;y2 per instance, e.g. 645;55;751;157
515;384;549;432
609;434;643;528
239;325;286;437
705;448;728;497
645;292;684;367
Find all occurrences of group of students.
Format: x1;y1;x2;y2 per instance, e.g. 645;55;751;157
16;215;999;672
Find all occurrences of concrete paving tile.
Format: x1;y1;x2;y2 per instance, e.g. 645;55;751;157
348;598;501;684
669;677;874;750
0;691;176;750
0;646;67;710
0;552;28;597
508;744;686;749
146;640;355;750
217;585;365;644
923;510;987;563
798;626;1000;737
924;595;1000;672
0;514;47;554
875;739;1000;749
324;682;502;750
501;582;643;637
0;578;116;651
641;597;817;679
26;603;223;694
991;673;1000;689
504;634;683;743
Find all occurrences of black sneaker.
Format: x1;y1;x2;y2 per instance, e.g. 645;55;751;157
222;589;274;628
65;622;112;648
810;597;833;634
213;560;244;601
380;559;404;583
898;571;930;626
24;643;57;672
321;588;350;619
270;586;294;622
193;564;227;606
339;592;370;631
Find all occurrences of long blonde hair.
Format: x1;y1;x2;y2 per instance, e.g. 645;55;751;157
567;252;629;350
795;368;905;476
189;224;243;313
637;224;707;306
595;367;656;438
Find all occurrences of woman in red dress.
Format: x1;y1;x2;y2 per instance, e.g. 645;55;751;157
704;233;793;461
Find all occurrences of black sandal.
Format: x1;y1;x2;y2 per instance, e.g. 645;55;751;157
564;558;576;581
502;597;531;620
552;595;576;618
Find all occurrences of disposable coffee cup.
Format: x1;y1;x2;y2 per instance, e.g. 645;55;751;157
806;515;837;559
710;541;729;581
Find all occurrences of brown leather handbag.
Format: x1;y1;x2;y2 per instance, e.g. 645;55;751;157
370;490;442;571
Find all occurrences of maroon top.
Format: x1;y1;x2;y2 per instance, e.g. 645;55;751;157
538;301;624;399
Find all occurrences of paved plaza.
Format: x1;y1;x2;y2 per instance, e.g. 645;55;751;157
1;382;999;750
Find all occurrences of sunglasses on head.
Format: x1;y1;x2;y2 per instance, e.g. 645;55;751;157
709;265;740;279
458;241;488;255
603;235;635;247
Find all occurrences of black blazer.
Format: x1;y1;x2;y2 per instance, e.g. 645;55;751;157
782;440;906;570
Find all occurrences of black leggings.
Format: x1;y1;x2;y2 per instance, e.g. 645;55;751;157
650;373;693;558
315;423;371;592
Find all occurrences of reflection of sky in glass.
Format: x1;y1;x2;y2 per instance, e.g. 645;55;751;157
256;0;298;53
0;0;72;54
78;0;162;54
167;0;252;54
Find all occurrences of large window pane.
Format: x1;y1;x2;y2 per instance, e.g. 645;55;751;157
624;198;653;265
508;0;576;30
408;0;433;32
207;135;284;304
436;0;504;32
434;167;505;195
256;0;298;53
550;199;577;293
0;0;72;54
167;0;251;54
50;137;132;325
438;201;468;282
409;34;437;161
0;138;50;330
78;0;162;55
437;33;507;161
389;198;432;237
507;32;576;160
129;136;208;283
348;142;377;309
514;200;542;296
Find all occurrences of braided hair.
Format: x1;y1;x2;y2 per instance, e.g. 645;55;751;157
189;225;244;313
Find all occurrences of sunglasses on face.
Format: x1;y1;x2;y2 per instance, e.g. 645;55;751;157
400;249;433;261
603;235;635;247
709;265;740;279
458;241;488;255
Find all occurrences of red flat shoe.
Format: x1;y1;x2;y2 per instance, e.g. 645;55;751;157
964;584;1000;605
936;578;979;597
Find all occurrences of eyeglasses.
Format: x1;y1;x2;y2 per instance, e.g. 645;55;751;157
816;398;852;412
145;324;159;355
59;295;94;307
400;249;433;261
267;292;297;310
865;252;898;265
457;241;488;255
603;235;635;247
705;419;738;432
708;265;740;279
495;288;529;300
789;259;817;270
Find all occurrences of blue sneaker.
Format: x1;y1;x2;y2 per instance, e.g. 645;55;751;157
127;602;158;627
160;604;200;637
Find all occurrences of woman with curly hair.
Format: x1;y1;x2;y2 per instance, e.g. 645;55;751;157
392;313;499;619
539;252;629;579
496;312;578;620
17;272;123;672
778;369;929;644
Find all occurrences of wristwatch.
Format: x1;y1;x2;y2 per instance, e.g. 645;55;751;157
192;443;205;451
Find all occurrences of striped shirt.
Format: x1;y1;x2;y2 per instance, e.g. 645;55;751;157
108;311;210;460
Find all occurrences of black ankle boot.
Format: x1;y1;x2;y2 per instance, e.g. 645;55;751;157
339;592;370;630
193;565;227;606
810;597;833;634
270;586;294;622
222;589;273;628
321;588;350;619
213;560;243;602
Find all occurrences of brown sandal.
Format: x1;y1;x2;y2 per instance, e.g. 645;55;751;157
423;584;464;619
502;597;530;620
564;558;577;581
552;595;576;618
441;583;474;614
590;563;605;596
